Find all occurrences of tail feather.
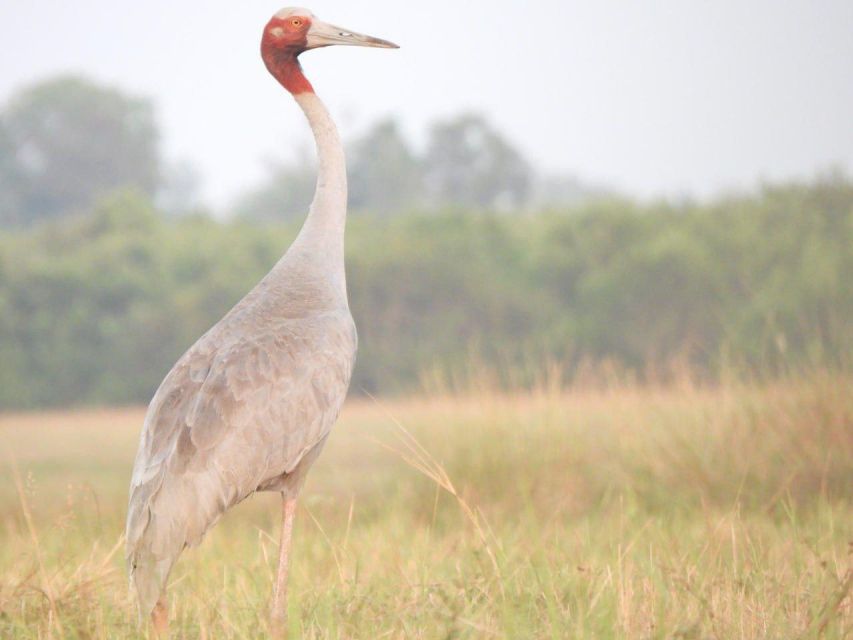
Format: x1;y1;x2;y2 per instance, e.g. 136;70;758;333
128;550;176;620
126;468;236;618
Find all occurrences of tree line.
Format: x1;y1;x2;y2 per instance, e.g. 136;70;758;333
0;175;850;409
1;75;850;408
0;75;604;229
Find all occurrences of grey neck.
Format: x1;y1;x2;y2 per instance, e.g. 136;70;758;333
276;91;348;303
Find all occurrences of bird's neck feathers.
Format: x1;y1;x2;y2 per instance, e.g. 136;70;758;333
272;88;348;302
263;50;314;95
262;40;349;302
294;91;347;236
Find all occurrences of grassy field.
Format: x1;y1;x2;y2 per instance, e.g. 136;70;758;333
1;372;851;638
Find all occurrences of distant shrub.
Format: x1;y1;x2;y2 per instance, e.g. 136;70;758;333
0;175;851;408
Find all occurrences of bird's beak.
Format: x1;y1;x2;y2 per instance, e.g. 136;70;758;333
306;20;399;50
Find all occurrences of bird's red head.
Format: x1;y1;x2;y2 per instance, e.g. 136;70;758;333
262;10;315;94
261;7;399;96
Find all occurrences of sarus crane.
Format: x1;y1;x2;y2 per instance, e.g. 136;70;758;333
125;8;398;635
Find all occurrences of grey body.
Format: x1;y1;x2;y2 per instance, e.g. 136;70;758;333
125;91;356;617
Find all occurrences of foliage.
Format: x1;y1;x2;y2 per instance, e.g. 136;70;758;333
349;118;424;214
231;146;318;223
0;74;597;225
423;113;532;210
0;176;852;409
1;374;851;637
0;76;161;227
235;112;538;221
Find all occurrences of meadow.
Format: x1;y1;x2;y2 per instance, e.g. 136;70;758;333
1;371;851;638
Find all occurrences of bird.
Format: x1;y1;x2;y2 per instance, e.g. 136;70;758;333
125;8;398;636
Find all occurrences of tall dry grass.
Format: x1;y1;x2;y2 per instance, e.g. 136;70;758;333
0;370;851;638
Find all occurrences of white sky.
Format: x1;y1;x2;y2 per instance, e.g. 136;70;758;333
1;0;852;208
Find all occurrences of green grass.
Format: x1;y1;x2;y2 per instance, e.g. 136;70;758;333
1;372;851;638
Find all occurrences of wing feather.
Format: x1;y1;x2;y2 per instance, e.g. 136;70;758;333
126;310;356;614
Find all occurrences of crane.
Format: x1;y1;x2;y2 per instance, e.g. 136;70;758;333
125;8;398;635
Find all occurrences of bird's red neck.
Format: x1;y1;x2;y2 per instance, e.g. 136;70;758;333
261;17;315;95
262;50;314;95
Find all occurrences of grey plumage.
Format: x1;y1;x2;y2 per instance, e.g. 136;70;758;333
125;90;357;619
125;10;397;627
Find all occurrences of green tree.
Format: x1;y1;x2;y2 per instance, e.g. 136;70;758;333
2;175;851;409
349;118;423;214
424;113;531;210
0;123;25;225
232;149;316;223
0;75;161;226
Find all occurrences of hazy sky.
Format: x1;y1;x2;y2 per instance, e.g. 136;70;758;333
1;1;852;208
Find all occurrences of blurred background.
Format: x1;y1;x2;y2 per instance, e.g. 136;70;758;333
2;3;853;637
1;0;852;408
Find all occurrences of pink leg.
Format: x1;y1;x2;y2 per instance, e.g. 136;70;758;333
151;594;168;637
271;496;297;637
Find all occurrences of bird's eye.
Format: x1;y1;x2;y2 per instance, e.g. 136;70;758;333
291;19;303;27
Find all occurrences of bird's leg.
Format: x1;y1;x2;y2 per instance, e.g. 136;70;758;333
271;495;298;637
150;593;169;637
